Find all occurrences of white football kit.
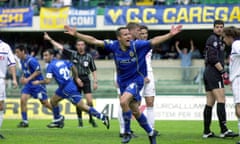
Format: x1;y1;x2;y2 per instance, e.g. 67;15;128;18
229;40;240;103
0;40;16;101
142;50;156;97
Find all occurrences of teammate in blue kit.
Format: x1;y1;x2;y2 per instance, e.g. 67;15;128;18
15;45;52;128
64;24;182;144
32;49;110;129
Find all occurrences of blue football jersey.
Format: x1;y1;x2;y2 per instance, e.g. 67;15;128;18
46;59;73;87
104;40;151;85
21;55;44;85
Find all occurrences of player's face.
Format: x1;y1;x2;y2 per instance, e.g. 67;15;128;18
43;51;52;63
118;29;131;47
129;27;140;40
140;29;148;40
213;24;224;36
223;33;234;46
15;49;24;60
75;41;86;54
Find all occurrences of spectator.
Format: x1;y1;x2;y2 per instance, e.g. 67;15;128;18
192;46;202;59
166;45;178;59
21;0;30;6
119;0;132;6
9;0;19;7
31;0;44;15
52;0;63;8
63;0;71;6
154;0;165;5
175;40;194;83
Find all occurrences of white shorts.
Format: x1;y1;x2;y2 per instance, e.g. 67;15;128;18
142;71;156;97
232;77;240;104
0;79;6;101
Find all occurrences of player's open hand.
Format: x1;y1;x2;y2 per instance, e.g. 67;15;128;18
64;25;77;36
170;25;183;36
144;77;150;84
20;77;29;84
43;32;51;41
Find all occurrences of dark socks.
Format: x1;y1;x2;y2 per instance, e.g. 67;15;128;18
203;105;212;134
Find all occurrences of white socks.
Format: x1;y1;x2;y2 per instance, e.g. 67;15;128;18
0;111;3;128
118;104;125;134
147;107;154;129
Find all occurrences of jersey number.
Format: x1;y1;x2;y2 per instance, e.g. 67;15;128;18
59;67;70;80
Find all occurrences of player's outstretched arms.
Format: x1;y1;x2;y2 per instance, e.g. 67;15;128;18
64;25;104;47
151;25;182;46
44;32;64;51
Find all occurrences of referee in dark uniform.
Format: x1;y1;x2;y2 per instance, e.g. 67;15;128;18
44;33;98;128
202;20;238;138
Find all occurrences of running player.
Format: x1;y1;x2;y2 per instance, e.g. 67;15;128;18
15;45;52;128
32;49;109;129
63;24;182;144
202;20;238;138
0;40;18;139
222;26;240;143
44;32;98;128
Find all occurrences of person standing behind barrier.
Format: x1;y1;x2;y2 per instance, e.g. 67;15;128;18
222;26;240;144
0;40;18;139
15;45;52;128
44;32;98;128
175;39;194;83
139;25;157;131
202;20;238;138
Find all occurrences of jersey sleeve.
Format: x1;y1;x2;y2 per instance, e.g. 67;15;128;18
29;58;41;72
103;39;115;52
232;41;240;56
7;45;16;67
88;54;97;72
205;35;219;65
134;40;151;54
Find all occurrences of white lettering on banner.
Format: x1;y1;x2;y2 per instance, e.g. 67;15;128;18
3;96;236;120
95;96;237;120
69;16;94;26
69;9;95;15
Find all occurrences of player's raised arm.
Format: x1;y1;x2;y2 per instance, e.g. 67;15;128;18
44;32;64;51
151;25;182;46
64;25;104;47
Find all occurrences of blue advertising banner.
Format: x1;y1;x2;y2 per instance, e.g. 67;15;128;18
68;8;96;28
104;5;240;25
0;7;33;27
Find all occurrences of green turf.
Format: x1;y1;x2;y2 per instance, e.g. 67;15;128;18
0;119;239;144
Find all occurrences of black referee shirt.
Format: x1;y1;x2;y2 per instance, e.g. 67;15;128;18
62;48;97;76
204;33;225;67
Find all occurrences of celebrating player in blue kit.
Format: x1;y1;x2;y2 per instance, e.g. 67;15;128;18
32;49;110;129
63;24;182;144
15;45;52;128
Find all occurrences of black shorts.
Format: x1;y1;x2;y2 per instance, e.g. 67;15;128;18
203;67;224;91
78;75;91;94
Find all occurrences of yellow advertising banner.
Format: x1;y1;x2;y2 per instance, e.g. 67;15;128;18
40;7;69;29
4;98;91;119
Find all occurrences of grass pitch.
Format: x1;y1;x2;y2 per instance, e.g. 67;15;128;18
0;119;239;144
